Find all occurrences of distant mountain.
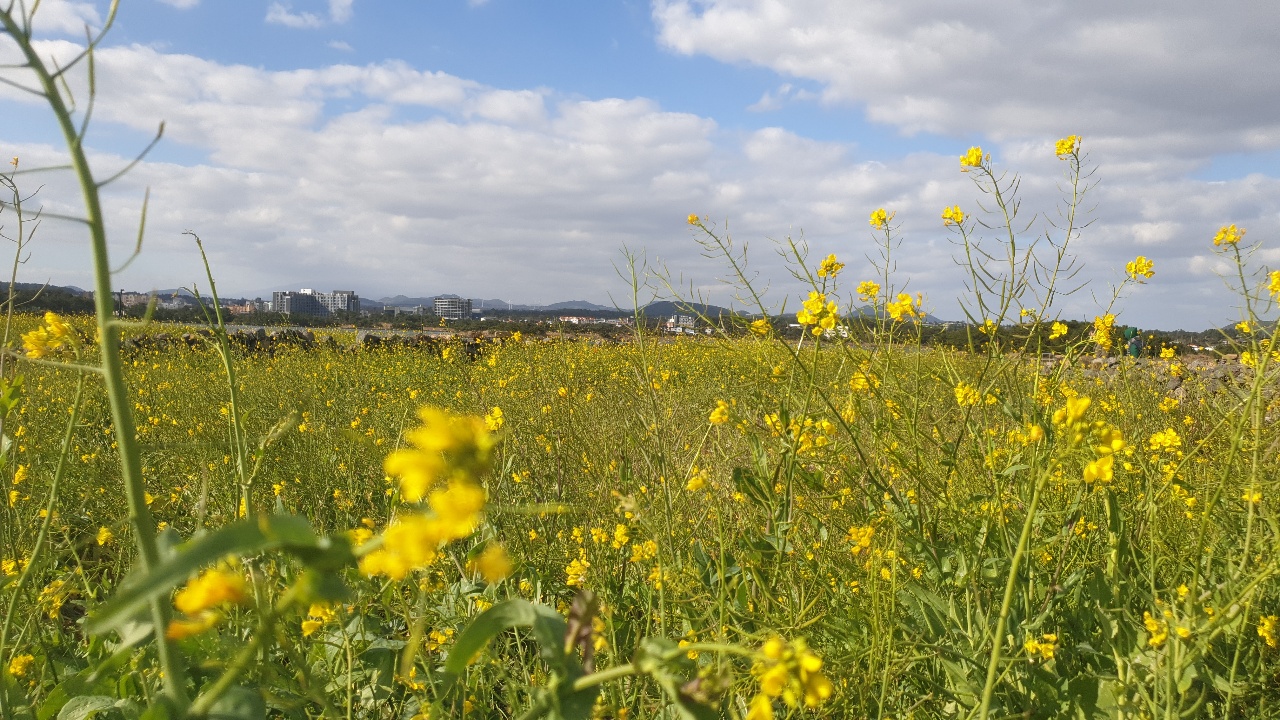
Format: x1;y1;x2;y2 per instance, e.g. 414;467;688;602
640;301;741;319
377;296;624;313
543;300;617;312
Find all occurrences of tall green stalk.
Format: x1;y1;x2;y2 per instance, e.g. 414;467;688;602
0;5;189;707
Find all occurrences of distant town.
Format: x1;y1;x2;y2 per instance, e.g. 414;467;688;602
9;281;1256;350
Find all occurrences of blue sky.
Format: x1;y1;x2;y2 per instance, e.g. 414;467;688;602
1;0;1278;329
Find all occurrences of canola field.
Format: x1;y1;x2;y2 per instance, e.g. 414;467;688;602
2;308;1279;719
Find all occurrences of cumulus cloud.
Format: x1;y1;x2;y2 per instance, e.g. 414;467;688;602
652;0;1280;163
0;36;1276;329
266;0;353;28
16;0;102;34
155;0;200;8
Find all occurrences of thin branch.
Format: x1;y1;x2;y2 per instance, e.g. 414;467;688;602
97;122;165;188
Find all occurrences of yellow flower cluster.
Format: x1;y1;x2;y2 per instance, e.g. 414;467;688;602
748;637;834;720
1144;610;1171;648
1051;396;1125;484
941;205;965;226
796;291;839;336
167;567;249;640
1054;135;1080;159
565;552;590;587
1023;633;1058;662
7;653;34;678
959;146;987;170
1260;615;1278;648
856;280;880;302
1213;224;1245;246
1125;255;1154;281
1269;270;1280;298
954;382;981;408
748;318;771;337
21;312;76;359
1092;314;1115;351
885;293;918;322
868;208;893;230
469;543;513;582
301;602;337;637
847;526;874;556
1049;321;1068;340
817;253;844;279
384;406;496;503
709;399;731;425
360;480;486;579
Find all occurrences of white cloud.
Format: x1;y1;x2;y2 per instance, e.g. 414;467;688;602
265;3;324;29
19;0;102;35
652;0;1280;163
328;0;354;23
327;40;354;52
155;0;200;9
266;0;354;28
1;39;1277;329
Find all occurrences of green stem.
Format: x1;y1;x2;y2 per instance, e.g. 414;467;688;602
0;6;189;706
977;466;1049;720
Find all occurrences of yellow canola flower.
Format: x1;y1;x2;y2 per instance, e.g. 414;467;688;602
1083;454;1114;484
1049;321;1068;340
885;293;918;322
96;526;113;546
817;253;844;278
166;611;222;640
1259;615;1278;648
1213;224;1245;246
302;603;337;637
472;543;513;582
1023;633;1058;662
954;382;981;408
796;291;839;336
687;213;700;225
21;312;76;359
174;567;248;616
709;399;731;425
747;693;774;720
751;636;834;710
856;280;880;302
960;146;987;170
749;318;771;337
384;406;496;503
1125;255;1154;281
868;208;893;230
1055;135;1080;158
1144;611;1169;648
8;653;35;677
1269;270;1280;298
941;205;965;226
484;406;504;431
1092;314;1115;351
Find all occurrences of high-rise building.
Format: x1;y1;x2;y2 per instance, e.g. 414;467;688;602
433;296;472;320
272;289;361;317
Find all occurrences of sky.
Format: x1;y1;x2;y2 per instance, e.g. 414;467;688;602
0;0;1278;329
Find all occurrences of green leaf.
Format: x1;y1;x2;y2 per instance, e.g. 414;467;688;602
87;515;342;635
206;686;265;720
731;467;769;508
85;521;269;635
56;696;116;720
445;599;569;675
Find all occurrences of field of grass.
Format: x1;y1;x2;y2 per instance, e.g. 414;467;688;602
1;9;1278;714
2;308;1279;718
